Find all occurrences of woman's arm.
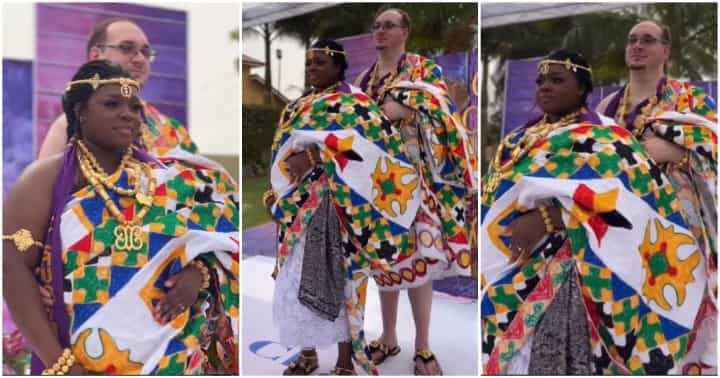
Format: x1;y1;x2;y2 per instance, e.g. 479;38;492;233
2;156;76;368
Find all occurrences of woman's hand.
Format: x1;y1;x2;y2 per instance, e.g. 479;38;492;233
641;135;685;164
507;210;547;266
152;264;204;325
68;362;88;375
381;99;414;122
507;206;564;266
284;147;320;182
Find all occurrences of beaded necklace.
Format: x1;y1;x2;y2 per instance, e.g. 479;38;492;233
76;140;156;250
280;82;340;129
484;110;581;195
366;59;401;102
616;83;659;138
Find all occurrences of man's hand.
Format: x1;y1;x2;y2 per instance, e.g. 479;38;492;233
642;135;685;164
381;99;414;122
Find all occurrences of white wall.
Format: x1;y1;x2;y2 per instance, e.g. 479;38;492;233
1;2;239;156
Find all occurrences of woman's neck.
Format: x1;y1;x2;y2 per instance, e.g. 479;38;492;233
83;139;123;174
546;106;583;123
313;81;339;92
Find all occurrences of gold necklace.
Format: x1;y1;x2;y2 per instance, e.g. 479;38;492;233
617;83;659;138
76;141;156;250
484;110;581;197
367;60;400;101
76;140;138;196
281;82;340;129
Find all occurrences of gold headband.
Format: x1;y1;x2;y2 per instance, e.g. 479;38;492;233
538;59;592;75
307;47;346;57
64;73;140;98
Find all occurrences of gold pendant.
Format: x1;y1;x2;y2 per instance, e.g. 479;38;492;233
114;225;145;250
136;192;152;206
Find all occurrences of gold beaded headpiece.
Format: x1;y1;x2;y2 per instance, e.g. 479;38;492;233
64;73;139;98
538;59;592;75
307;47;347;57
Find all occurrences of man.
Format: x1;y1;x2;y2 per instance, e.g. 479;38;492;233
354;8;476;375
37;17;197;159
597;20;717;375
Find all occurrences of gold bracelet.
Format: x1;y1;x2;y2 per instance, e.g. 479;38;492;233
678;149;690;169
262;189;276;208
41;348;75;375
538;206;555;234
191;259;211;289
3;228;44;253
305;148;318;167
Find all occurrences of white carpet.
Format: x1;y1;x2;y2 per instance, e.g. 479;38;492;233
242;256;478;375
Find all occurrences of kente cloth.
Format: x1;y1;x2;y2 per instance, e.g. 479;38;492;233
481;112;708;374
39;156;239;374
604;78;718;374
360;53;477;290
269;82;420;375
141;101;199;156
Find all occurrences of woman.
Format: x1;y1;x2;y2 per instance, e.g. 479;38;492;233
266;39;421;375
3;60;238;375
481;50;708;374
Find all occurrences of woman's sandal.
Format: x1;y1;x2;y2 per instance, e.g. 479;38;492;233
330;366;356;375
368;340;401;365
413;350;443;376
283;351;319;375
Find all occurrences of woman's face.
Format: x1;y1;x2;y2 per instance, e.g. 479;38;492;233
78;83;142;152
305;51;340;89
534;64;585;117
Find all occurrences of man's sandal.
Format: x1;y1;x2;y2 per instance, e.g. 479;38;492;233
368;340;401;365
413;350;443;376
330;366;356;375
283;351;319;375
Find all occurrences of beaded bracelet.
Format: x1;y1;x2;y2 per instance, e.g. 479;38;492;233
305;148;319;167
41;348;75;375
191;259;211;289
538;205;555;234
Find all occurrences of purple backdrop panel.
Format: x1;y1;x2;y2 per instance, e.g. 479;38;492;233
337;33;376;84
3;60;34;194
468;50;478;131
35;3;188;154
502;57;718;135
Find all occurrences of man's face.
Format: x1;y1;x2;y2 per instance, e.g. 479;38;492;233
372;10;408;51
625;21;670;72
89;21;152;85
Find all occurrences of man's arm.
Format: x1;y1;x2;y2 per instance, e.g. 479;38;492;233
36;115;69;160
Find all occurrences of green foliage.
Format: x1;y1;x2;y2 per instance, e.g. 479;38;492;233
274;3;477;55
242;175;271;229
242;105;281;176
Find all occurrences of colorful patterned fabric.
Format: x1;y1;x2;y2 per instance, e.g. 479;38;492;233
141;101;199;156
41;158;239;374
360;53;477;289
269;82;420;374
604;78;718;374
481;114;708;374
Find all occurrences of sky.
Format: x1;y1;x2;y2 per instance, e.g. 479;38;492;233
242;31;307;100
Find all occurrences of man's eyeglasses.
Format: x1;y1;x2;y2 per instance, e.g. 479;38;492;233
626;36;667;47
371;22;406;32
97;43;157;62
